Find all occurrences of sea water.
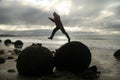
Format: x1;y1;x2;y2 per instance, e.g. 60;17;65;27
0;31;120;50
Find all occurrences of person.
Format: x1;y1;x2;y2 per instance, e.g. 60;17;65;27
48;12;71;43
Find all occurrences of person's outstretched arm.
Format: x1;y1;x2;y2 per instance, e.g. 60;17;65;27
48;17;54;22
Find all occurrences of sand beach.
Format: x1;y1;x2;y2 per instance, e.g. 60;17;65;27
0;35;120;80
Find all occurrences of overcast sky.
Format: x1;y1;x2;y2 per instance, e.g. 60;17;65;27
0;0;120;34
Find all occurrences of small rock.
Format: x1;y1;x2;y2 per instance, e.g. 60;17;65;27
7;56;14;60
0;50;5;55
0;57;5;64
32;43;42;46
8;69;16;73
13;49;21;55
8;50;13;53
81;66;101;79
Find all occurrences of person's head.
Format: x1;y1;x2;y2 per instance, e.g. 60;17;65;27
53;12;58;16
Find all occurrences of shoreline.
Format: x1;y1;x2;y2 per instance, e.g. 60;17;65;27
0;42;119;80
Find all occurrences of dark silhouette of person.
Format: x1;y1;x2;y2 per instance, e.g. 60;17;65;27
48;12;71;43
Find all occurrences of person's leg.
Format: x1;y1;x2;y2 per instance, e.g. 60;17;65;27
48;27;59;39
60;28;71;43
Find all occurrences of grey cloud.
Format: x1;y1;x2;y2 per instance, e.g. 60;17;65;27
69;0;120;31
70;0;110;16
0;0;120;32
0;4;51;25
104;20;120;31
110;6;120;19
62;0;111;27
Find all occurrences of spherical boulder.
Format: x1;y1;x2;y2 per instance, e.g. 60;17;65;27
16;44;54;76
14;40;23;48
0;39;2;43
4;39;12;46
54;41;91;73
114;49;120;59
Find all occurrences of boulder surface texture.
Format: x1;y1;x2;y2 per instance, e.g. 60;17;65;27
54;41;91;73
16;44;54;76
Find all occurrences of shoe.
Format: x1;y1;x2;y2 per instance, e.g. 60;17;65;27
48;37;52;40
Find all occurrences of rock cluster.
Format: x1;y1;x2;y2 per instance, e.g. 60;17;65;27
17;41;92;76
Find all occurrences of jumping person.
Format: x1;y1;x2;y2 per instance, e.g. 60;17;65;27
48;12;71;43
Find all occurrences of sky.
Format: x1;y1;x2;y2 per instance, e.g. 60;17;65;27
0;0;120;35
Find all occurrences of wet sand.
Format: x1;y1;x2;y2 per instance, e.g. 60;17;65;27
0;42;120;80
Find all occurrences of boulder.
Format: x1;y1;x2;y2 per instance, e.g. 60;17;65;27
114;49;120;59
16;44;54;76
54;41;91;73
14;40;23;48
4;39;12;46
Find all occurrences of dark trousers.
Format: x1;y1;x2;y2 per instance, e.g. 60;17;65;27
49;27;70;42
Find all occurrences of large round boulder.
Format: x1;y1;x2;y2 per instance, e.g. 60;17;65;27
16;44;54;76
54;41;91;73
14;40;23;48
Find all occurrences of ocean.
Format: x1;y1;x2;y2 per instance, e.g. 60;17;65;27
0;31;120;50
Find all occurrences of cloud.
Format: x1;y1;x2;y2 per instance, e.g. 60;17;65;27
0;0;120;34
0;3;51;25
0;0;72;25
